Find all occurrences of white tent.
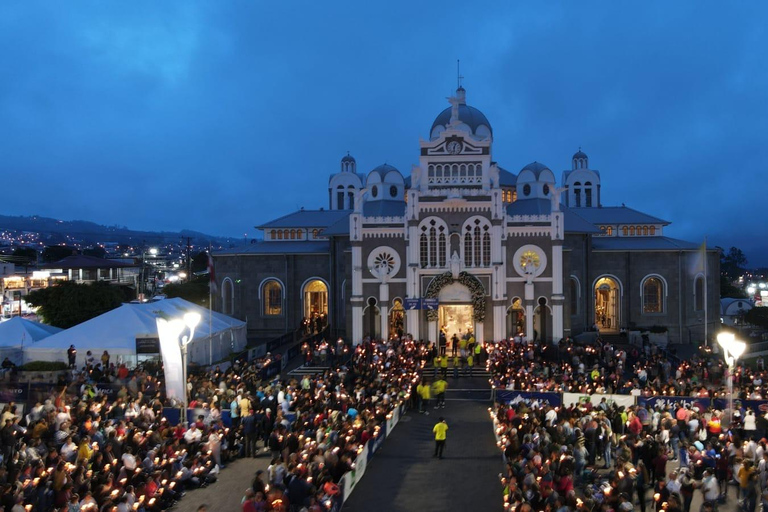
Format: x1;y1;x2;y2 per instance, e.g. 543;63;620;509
0;317;63;365
23;298;247;367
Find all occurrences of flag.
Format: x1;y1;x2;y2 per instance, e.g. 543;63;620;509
689;240;707;276
207;252;217;293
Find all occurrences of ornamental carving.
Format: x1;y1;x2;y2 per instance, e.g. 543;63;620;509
424;271;486;322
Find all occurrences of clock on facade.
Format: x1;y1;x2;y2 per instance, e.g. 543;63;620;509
446;141;462;154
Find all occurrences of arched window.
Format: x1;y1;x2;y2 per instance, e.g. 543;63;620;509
584;182;592;207
462;217;492;267
348;185;355;209
642;226;648;236
606;226;613;236
296;229;303;239
574;182;581;207
649;226;656;235
337;185;344;210
622;226;628;236
277;230;283;240
290;229;296;240
312;229;319;238
642;276;664;314
262;280;283;316
694;275;705;311
419;218;448;268
570;277;580;315
221;278;234;316
629;226;635;236
271;230;276;240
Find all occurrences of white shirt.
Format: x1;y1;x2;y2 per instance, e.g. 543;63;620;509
122;452;136;471
184;427;202;444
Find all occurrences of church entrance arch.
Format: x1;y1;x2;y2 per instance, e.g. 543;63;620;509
506;297;525;339
437;282;473;346
594;276;621;332
303;279;328;325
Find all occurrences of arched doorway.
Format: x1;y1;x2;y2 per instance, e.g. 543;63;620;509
594;276;620;332
534;297;552;342
389;298;405;339
303;279;328;330
437;282;474;344
363;297;380;339
506;298;525;339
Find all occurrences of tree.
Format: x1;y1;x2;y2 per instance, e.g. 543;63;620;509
721;246;748;282
82;246;106;258
25;281;126;328
720;274;747;299
11;247;37;265
192;251;209;273
42;245;76;263
745;307;768;330
162;275;209;307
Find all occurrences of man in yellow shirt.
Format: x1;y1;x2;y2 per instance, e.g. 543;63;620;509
417;381;431;415
433;417;448;459
432;377;447;409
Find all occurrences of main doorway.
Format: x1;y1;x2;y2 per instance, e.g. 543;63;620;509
506;298;525;339
594;276;620;332
439;305;474;341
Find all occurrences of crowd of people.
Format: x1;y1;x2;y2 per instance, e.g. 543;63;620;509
488;334;768;512
0;335;421;512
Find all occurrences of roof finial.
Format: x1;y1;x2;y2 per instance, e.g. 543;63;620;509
578;146;581;152
457;59;464;89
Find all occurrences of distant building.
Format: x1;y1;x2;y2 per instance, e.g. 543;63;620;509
214;87;720;345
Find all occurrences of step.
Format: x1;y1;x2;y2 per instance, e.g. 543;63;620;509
288;365;331;376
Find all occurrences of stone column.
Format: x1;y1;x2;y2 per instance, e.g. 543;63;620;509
379;283;389;341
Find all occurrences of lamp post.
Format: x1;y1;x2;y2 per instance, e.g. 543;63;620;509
156;312;201;426
717;332;746;428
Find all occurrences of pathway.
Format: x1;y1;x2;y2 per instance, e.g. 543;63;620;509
342;378;503;512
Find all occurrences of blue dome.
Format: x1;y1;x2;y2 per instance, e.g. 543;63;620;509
371;163;399;175
521;161;550;173
341;153;356;163
431;104;493;136
573;150;588;160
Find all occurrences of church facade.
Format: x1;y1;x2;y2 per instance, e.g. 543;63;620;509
213;87;719;346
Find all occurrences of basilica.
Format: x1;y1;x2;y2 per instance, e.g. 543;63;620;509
213;86;719;346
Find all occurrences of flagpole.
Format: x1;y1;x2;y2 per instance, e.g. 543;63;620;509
209;243;213;366
704;236;708;347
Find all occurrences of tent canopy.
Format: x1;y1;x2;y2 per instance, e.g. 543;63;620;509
0;317;63;366
24;298;246;367
0;317;63;347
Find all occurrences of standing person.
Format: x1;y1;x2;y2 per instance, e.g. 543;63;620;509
433;417;448;459
101;350;110;368
432;377;447;409
67;345;77;368
417;381;430;415
451;334;459;357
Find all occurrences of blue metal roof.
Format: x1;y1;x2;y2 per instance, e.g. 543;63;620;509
498;167;517;186
258;209;351;229
505;199;601;233
362;200;406;217
215;241;330;256
431;104;493;135
568;206;669;225
591;236;701;251
321;213;351;236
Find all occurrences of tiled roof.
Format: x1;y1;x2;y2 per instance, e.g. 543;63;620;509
257;209;350;229
591;236;703;251
215;241;330;256
40;254;137;269
568;206;669;225
498;167;517;187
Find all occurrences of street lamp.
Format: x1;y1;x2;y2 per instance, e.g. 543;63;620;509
156;312;201;426
140;248;158;300
717;332;746;428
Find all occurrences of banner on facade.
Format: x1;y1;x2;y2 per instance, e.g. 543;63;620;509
495;390;561;407
711;398;768;414
562;392;635;409
636;395;711;411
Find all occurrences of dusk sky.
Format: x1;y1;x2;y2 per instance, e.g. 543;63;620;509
2;2;767;265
